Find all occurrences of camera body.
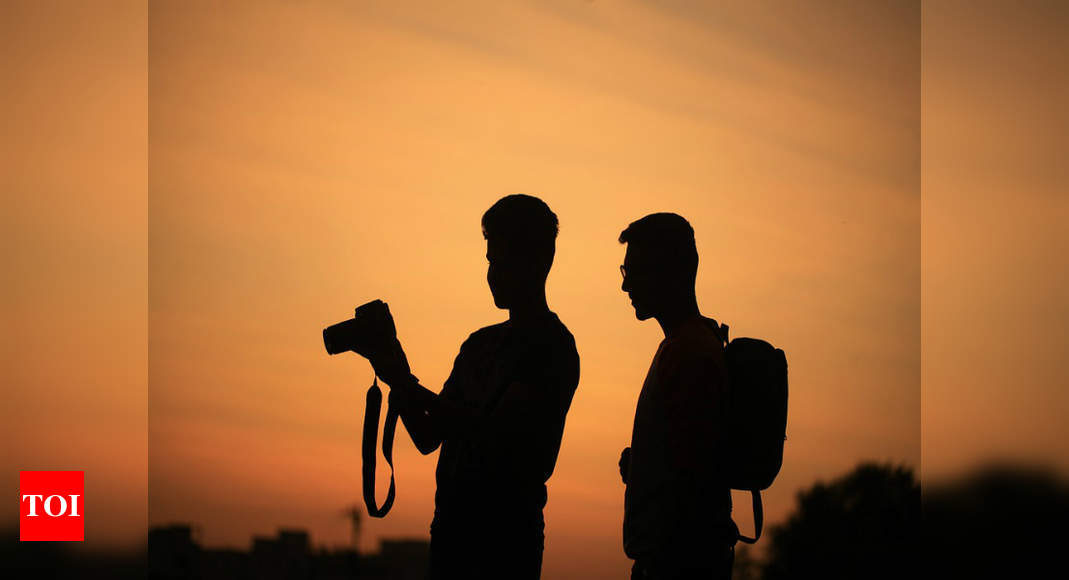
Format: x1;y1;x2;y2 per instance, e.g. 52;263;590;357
323;299;398;356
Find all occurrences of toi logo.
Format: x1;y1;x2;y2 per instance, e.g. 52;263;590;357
20;471;84;541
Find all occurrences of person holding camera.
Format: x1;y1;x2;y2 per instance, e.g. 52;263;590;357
356;195;580;580
617;213;735;580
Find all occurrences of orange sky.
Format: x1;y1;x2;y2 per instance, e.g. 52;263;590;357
36;2;1069;577
1;0;147;555
4;3;1063;574
146;2;918;576
920;0;1069;481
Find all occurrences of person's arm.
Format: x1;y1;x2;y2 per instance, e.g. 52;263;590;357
664;349;726;475
372;333;497;455
657;344;730;556
390;359;577;460
377;334;579;462
475;342;580;477
386;374;482;455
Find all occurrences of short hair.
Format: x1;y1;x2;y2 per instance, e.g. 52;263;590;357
619;212;698;281
482;194;558;272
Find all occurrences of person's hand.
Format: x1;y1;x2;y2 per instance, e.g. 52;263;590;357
619;447;631;484
387;381;416;411
343;300;411;385
366;337;412;387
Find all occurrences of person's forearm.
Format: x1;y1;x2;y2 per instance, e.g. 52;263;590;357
388;375;483;452
387;376;443;454
396;407;441;455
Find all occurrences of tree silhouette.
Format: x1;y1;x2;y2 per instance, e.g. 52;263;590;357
731;544;760;580
762;463;919;580
924;464;1069;578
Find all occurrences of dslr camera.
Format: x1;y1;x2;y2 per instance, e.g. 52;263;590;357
323;299;399;357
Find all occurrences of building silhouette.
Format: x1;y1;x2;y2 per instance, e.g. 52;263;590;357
149;524;429;579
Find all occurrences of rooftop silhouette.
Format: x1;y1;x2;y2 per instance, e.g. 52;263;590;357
148;524;428;580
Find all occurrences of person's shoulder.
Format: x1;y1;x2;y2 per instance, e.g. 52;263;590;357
546;313;575;340
461;321;509;349
663;319;724;365
541;314;579;356
472;320;509;336
514;313;579;387
543;315;580;383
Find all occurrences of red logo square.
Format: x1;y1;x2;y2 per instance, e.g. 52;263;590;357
20;471;84;541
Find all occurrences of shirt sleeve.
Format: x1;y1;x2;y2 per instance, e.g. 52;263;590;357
481;333;580;477
509;333;580;413
439;332;476;403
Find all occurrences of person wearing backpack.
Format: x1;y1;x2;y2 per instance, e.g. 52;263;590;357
617;213;736;580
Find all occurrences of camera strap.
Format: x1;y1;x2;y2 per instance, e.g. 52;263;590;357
362;376;398;518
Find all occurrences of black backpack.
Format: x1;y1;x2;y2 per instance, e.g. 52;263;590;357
707;318;788;544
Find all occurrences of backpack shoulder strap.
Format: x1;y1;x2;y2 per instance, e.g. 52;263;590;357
736;490;764;544
703;317;730;347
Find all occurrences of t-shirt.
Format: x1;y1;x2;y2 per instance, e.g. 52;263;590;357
623;316;733;562
432;311;580;534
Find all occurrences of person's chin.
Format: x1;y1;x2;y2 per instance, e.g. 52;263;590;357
632;304;653;320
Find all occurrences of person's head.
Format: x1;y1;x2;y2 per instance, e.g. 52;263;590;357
619;212;698;320
482;194;558;309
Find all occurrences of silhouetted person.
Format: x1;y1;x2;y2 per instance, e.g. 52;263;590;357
365;195;580;580
617;213;734;580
